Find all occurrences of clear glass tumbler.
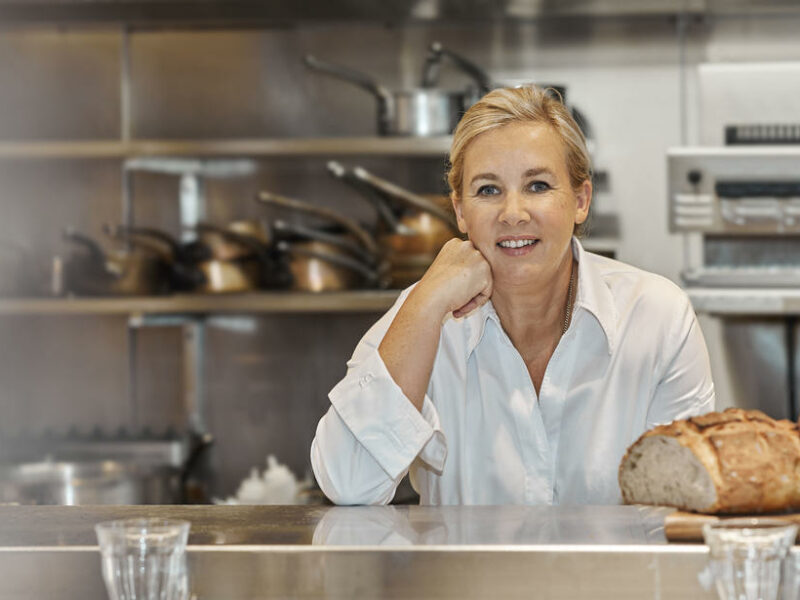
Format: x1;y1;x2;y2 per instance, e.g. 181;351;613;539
95;518;191;600
702;518;797;600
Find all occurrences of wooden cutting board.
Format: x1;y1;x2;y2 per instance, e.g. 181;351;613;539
665;510;800;542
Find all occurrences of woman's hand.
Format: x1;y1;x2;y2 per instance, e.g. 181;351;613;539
416;238;493;319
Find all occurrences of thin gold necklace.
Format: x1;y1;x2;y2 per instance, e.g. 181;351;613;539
562;260;577;336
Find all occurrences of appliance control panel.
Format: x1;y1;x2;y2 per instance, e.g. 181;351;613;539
668;148;800;233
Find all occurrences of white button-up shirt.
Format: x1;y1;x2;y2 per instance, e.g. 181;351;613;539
311;239;715;505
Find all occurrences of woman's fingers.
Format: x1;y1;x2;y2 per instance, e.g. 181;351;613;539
417;238;494;318
452;288;492;318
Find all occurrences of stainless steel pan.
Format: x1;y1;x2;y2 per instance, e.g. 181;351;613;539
304;45;492;137
0;460;180;505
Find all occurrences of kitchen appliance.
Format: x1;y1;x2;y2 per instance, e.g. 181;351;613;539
669;146;800;421
0;431;212;505
303;42;491;137
668;60;800;422
0;460;180;505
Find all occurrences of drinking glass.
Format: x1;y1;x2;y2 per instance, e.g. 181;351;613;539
95;518;191;600
703;518;797;600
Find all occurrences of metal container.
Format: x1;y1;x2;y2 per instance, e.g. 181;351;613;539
0;460;181;505
303;42;493;138
62;228;171;296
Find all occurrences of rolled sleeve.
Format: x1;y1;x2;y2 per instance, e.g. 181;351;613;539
330;347;448;480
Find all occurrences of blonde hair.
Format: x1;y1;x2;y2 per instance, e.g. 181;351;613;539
447;85;592;234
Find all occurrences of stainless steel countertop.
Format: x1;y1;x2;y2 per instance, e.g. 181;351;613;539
0;504;675;547
0;504;724;599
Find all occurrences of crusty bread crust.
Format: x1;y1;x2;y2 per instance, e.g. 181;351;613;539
619;408;800;514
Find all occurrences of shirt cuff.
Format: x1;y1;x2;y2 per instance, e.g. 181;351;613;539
329;348;448;480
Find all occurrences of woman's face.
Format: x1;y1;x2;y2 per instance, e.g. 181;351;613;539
453;121;591;287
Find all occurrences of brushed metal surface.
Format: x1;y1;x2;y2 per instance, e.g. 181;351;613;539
0;504;706;598
0;546;718;600
0;504;671;547
0;504;723;600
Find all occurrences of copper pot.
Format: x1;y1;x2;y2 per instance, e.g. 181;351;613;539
62;228;170;296
328;163;460;287
256;192;386;291
196;219;272;261
256;190;381;260
277;239;379;292
193;223;290;293
109;224;291;293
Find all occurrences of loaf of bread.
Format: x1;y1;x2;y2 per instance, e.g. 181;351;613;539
618;408;800;514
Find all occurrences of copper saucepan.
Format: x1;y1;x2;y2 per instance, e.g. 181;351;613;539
256;191;386;291
62;228;170;296
327;163;460;287
193;223;290;293
110;224;290;293
256;190;381;261
276;237;380;293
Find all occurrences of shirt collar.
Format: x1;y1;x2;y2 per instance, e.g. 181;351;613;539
572;238;618;355
463;237;618;358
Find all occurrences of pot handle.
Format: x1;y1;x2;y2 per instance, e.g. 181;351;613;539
423;42;493;95
62;228;119;278
303;54;394;132
273;219;377;266
106;224;207;289
277;240;379;285
103;224;173;260
256;190;381;258
327;161;414;236
351;167;459;231
108;224;184;258
195;222;267;255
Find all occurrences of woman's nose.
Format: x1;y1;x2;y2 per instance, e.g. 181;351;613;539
498;192;531;226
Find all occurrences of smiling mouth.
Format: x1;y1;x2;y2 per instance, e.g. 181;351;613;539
497;238;538;249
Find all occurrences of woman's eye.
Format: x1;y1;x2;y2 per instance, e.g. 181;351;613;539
528;181;551;193
476;184;500;196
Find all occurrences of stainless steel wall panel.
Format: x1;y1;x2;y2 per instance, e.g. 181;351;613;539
0;159;123;293
0;316;186;438
0;30;120;140
717;318;790;419
0;315;131;434
202;313;377;497
129;27;404;138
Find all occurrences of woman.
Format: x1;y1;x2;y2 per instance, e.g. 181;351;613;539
311;85;715;506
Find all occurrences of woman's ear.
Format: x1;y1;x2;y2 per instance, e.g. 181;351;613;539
451;193;468;234
574;179;592;225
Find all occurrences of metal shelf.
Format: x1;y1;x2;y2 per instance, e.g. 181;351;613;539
0;291;402;316
687;287;800;316
0;137;452;160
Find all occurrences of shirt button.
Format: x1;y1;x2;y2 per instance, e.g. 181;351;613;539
359;373;374;387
